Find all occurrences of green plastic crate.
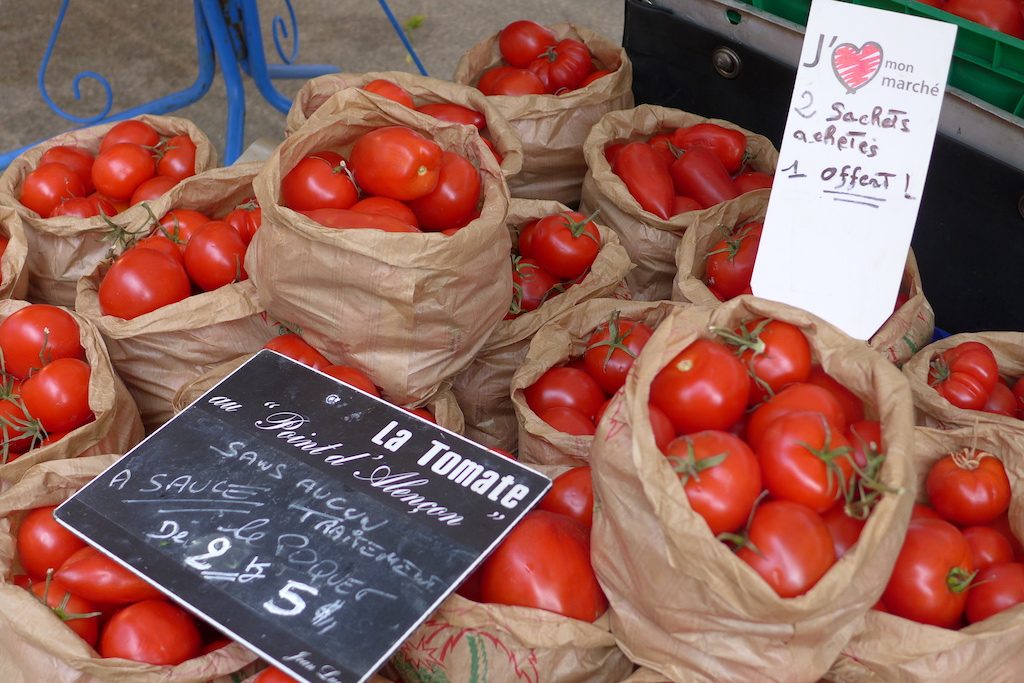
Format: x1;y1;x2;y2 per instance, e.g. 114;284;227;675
733;0;1024;116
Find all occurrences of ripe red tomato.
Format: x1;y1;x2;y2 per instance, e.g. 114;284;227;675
717;318;811;404
135;234;184;266
99;248;192;319
478;510;607;621
734;171;774;193
99;600;201;664
351;196;418;227
704;221;763;300
92;143;156;201
648;404;676;451
20;162;85;217
913;503;942;521
758;412;855;513
929;341;1000;409
30;578;101;647
129;175;177;206
349;126;442;201
0;398;36;458
50;196;104;218
672;123;748;174
846;420;882;469
281;152;358;211
612;142;675;220
40;145;95;193
264;334;330;370
156;134;197;181
946;0;1024;38
158;208;212;249
525;366;605;420
224;198;262;244
664;430;761;535
673;196;702;215
362;79;415;108
528;211;601;280
745;383;848;452
806;365;865;426
407;151;481;231
883;518;975;628
100;120;159;152
670;147;739;209
736;500;836;598
528;38;594;92
926;449;1010;526
822;504;866;559
321;365;380;397
538;466;594;531
983;382;1016;416
183;221;248;291
538;406;595;435
416;103;486;130
404;406;436;423
254;668;301;683
21;357;94;434
1013;376;1024;419
583;313;653;394
963;526;1015;571
55;546;165;604
499;20;556;67
0;304;84;379
649;338;750;434
579;69;613;88
91;192;126;215
302;208;419;232
966;562;1024;623
16;505;86;578
508;256;560;316
477;67;547;95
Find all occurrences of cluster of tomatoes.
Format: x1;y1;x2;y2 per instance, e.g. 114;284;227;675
0;304;93;463
884;449;1021;628
928;340;1024;417
646;320;886;598
14;504;223;664
507;211;602;319
475;20;609;96
283;125;481;234
18;120;198;219
525;311;654;434
96;195;261;320
921;0;1024;39
605;123;774;220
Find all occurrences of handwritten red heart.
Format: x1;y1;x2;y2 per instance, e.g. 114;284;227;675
831;42;884;94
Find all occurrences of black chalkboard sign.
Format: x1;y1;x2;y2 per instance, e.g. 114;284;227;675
55;350;551;683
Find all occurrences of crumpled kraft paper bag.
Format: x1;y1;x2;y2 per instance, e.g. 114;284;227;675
391;594;633;683
579;105;779;301
0;300;144;489
249;89;512;406
0;206;30;300
0;456;259;682
453;23;634;205
284;70;524;181
589;297;916;682
451;198;634;452
903;332;1024;432
509;299;684;466
0;115;217;307
170;352;466;435
827;425;1024;682
671;191;934;366
75;163;276;432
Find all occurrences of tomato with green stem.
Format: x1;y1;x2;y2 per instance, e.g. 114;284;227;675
528;38;594;92
158;208;213;251
30;575;101;646
650;338;750;434
21;357;93;434
224;197;261;244
349;126;442;201
0;304;84;379
926;448;1010;526
704;221;762;300
156;134;197;181
929;341;1000;409
745;382;848;452
713;318;811;404
508;256;560;318
528;211;601;280
583;311;653;394
0;397;41;460
883;518;975;628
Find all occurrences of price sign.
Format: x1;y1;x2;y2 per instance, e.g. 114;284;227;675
751;0;956;339
55;350;551;683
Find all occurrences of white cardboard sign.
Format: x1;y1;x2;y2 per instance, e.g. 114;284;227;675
750;0;956;339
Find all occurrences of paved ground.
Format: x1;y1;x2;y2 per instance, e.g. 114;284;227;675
0;0;624;158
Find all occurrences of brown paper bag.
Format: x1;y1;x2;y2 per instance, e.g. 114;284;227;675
827;425;1024;682
451;199;634;451
391;595;633;683
509;299;684;466
0;115;217;306
75;163;277;432
671;191;934;365
453;23;634;205
903;332;1024;431
579;105;779;301
0;206;30;300
589;297;916;682
0;300;144;489
0;456;259;682
285;70;524;181
249;89;512;406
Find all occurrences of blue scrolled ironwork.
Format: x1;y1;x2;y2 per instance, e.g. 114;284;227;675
271;0;299;65
37;0;114;124
378;0;429;77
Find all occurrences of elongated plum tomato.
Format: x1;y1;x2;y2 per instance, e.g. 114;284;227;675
362;79;415;108
321;365;379;397
98;248;191;319
264;334;330;370
349;126;442;201
0;304;84;379
55;546;165;604
416;103;486;130
350;196;419;227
